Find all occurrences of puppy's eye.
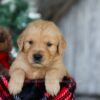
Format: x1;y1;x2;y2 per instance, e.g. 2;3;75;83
28;40;33;45
47;42;52;47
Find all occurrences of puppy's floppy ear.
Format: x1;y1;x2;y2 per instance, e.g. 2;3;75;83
57;34;67;54
17;33;25;51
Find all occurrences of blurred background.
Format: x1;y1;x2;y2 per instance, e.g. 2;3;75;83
0;0;100;99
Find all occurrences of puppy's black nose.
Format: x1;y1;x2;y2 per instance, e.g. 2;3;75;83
33;53;42;63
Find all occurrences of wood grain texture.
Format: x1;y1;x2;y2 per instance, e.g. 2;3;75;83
58;0;100;94
37;0;77;21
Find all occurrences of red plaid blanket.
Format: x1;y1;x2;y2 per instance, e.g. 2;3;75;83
0;76;76;100
0;52;10;69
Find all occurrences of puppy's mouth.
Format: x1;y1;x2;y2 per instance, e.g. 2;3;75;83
32;60;43;65
31;61;44;68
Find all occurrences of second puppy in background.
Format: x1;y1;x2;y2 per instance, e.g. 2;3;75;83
0;27;12;76
8;20;70;96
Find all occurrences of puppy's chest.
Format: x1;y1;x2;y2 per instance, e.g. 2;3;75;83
25;68;46;80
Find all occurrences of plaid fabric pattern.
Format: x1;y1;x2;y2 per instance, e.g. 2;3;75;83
0;76;76;100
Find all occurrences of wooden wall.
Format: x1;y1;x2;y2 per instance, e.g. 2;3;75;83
58;0;100;95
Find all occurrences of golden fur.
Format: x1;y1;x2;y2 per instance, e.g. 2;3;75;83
8;20;69;96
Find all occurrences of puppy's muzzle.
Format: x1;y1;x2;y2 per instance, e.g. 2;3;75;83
33;53;43;64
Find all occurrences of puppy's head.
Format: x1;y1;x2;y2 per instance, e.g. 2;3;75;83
0;27;12;51
17;20;66;68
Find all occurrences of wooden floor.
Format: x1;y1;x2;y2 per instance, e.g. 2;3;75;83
76;97;99;100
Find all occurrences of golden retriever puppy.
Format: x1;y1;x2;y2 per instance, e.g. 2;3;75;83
8;20;69;96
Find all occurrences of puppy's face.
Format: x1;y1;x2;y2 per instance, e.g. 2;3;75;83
18;20;66;68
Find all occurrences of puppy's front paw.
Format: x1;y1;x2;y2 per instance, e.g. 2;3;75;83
8;78;23;95
45;80;60;96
